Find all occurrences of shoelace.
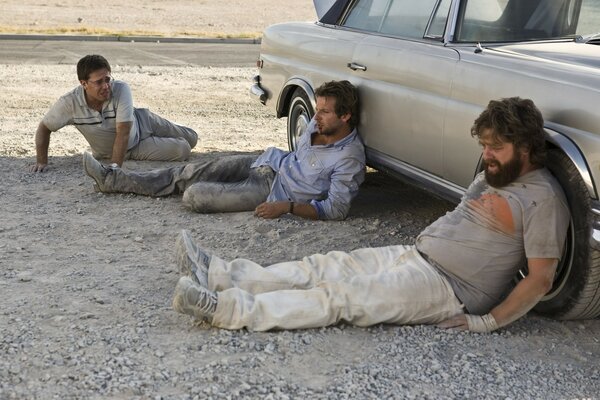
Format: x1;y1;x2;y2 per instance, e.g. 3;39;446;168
196;291;218;315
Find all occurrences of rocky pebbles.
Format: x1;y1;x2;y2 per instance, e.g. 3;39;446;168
1;63;599;399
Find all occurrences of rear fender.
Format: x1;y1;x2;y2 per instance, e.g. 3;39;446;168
543;125;597;200
276;78;316;118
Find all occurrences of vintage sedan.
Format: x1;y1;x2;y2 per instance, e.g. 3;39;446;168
250;0;600;320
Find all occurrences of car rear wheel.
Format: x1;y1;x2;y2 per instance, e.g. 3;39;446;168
287;88;314;151
531;149;600;319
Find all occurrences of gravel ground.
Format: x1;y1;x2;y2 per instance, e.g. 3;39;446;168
1;2;599;399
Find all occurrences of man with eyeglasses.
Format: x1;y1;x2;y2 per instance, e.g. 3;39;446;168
82;80;365;221
30;54;198;172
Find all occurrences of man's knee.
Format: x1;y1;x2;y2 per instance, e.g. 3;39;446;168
184;128;198;149
174;142;192;161
250;166;275;191
131;137;192;161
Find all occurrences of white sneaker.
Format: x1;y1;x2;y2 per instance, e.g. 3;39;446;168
175;229;210;287
172;276;218;321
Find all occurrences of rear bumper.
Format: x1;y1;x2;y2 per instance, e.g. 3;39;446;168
250;75;267;105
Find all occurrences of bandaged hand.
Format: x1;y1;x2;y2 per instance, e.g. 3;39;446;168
465;313;498;333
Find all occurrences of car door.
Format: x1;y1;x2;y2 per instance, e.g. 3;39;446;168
259;21;365;107
342;0;458;177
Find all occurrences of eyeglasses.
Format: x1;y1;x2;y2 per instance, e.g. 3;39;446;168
87;76;113;87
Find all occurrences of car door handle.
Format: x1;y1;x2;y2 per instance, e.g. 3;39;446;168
347;62;367;71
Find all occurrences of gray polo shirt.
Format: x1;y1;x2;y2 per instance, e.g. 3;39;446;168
43;80;139;157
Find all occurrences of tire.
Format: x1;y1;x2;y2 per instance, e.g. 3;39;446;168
286;88;314;151
531;149;600;319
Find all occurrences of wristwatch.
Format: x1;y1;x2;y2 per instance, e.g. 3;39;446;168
107;163;120;169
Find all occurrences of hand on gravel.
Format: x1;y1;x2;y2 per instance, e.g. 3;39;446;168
438;313;498;333
29;163;48;172
254;201;288;219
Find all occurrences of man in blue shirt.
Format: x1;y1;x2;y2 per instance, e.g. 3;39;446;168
171;97;570;334
83;80;366;220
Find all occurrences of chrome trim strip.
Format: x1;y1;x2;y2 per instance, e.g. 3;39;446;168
592;228;600;252
544;126;597;199
445;0;462;43
591;201;600;250
424;0;441;37
366;148;465;203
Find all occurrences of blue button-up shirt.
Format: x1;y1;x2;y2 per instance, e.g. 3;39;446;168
251;118;365;220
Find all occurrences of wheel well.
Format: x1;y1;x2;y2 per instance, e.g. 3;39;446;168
544;127;598;199
276;79;316;118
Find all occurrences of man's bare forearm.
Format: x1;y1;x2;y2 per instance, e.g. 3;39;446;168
289;202;318;220
35;122;51;165
488;258;557;329
111;122;132;166
30;122;52;171
439;258;557;332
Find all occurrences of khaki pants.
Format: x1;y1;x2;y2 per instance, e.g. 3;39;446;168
209;245;464;331
128;108;198;161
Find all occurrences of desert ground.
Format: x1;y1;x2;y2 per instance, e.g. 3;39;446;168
1;1;599;399
0;0;316;38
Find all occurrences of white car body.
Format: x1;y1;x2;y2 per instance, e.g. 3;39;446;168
251;0;600;319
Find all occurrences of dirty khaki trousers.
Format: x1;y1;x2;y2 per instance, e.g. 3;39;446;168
208;245;464;331
91;109;198;162
102;154;275;212
128;109;198;161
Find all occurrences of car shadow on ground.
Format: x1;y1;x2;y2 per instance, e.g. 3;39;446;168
351;168;454;219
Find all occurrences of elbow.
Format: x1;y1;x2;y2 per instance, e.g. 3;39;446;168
530;274;554;298
322;205;349;221
314;203;347;221
541;276;554;295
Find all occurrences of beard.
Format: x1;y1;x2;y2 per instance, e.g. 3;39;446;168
317;124;336;136
484;154;522;188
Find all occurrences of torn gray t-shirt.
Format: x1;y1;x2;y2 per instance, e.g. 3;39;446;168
416;168;570;315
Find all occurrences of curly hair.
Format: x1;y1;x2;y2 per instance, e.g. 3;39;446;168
77;55;111;81
471;97;546;166
314;80;359;129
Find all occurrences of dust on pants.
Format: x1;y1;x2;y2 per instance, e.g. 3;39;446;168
102;154;259;197
182;165;275;213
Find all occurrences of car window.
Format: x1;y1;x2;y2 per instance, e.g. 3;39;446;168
457;0;591;42
343;0;442;39
379;0;439;37
463;0;507;22
343;0;390;32
426;0;452;38
577;0;600;37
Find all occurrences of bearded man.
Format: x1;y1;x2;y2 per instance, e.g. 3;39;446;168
170;97;570;333
82;80;365;220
